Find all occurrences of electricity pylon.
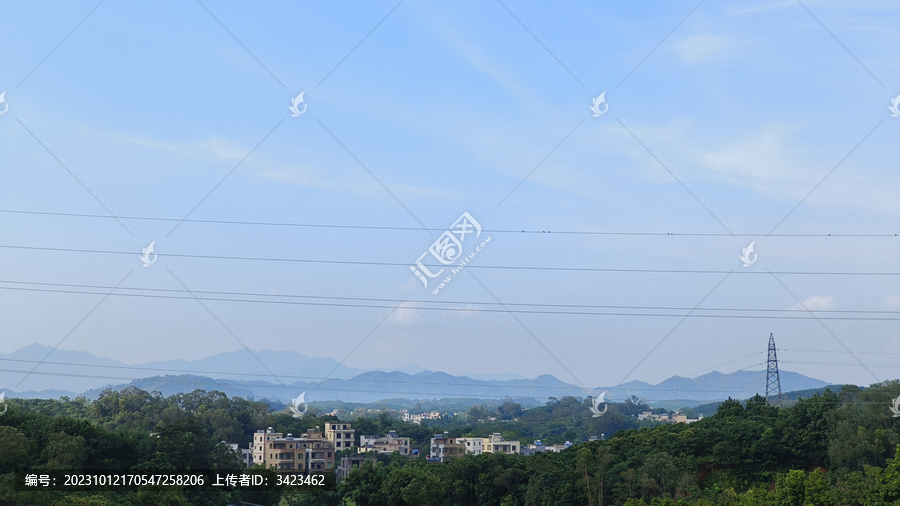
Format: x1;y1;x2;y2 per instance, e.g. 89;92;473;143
765;333;783;406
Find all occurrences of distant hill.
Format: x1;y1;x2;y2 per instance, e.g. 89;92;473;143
0;343;130;394
80;370;586;404
1;345;832;406
607;370;829;403
0;344;365;393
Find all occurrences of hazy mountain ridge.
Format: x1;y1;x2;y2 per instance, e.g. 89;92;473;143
609;370;829;402
1;345;831;404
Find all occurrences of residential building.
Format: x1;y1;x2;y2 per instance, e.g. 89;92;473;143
325;421;356;450
360;430;411;456
545;441;573;453
520;440;547;456
456;437;483;456
429;433;466;462
482;433;520;454
402;410;442;425
224;441;253;467
637;411;702;424
251;427;336;473
336;455;377;480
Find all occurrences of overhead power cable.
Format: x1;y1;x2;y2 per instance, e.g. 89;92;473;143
782;360;900;368
1;209;898;237
2;244;899;276
2;279;899;314
781;349;900;356
1;281;899;320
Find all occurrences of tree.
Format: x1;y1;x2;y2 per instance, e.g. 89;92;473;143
498;401;523;421
42;432;87;469
0;426;30;473
576;448;596;505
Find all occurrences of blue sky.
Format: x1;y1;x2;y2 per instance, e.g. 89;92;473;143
1;0;899;394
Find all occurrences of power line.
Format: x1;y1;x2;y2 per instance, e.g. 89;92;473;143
2;209;898;237
2;281;899;320
781;349;900;356
782;360;900;368
2;244;900;276
4;279;900;314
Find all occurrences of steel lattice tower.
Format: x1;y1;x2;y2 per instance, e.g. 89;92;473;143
765;333;783;406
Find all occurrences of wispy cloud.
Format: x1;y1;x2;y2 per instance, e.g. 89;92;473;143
116;134;248;163
883;294;900;309
387;302;423;325
696;123;807;187
790;295;835;311
729;1;793;16
677;34;734;63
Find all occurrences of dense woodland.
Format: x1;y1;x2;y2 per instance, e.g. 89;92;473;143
2;382;900;504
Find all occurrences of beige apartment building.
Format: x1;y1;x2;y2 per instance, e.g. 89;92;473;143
429;433;466;462
251;427;337;473
483;433;520;454
325;421;356;450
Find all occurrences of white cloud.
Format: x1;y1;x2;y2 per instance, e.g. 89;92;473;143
108;131;247;163
258;168;316;186
387;302;423;325
729;1;794;15
420;11;535;107
446;304;480;319
884;294;900;309
696;123;807;187
790;295;835;311
676;35;733;63
398;277;423;292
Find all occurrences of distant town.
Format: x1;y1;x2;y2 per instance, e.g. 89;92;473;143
234;406;704;478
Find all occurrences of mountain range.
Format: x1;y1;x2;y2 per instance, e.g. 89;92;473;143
0;345;831;405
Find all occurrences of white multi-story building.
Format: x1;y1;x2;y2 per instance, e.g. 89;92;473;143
482;433;520;454
360;430;411;456
456;437;483;455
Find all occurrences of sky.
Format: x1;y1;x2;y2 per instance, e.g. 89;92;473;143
1;0;899;395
